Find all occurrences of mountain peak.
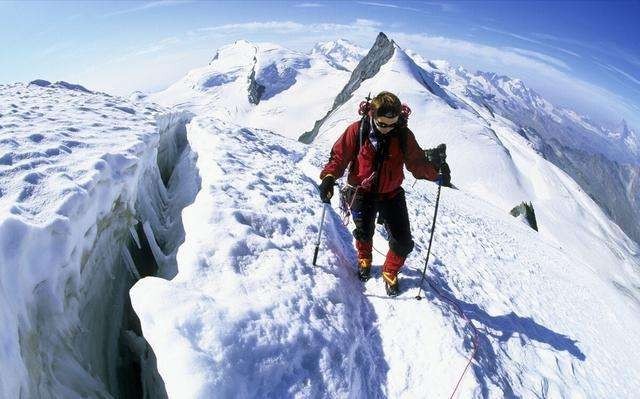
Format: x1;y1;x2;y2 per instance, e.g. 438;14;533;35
311;38;367;71
300;32;396;143
209;40;259;64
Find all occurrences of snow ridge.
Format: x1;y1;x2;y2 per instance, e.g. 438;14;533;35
300;32;396;143
132;120;389;398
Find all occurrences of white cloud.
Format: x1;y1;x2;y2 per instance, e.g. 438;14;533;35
40;41;75;57
391;32;568;75
532;32;639;67
195;19;382;36
356;1;456;13
353;19;383;28
293;2;324;7
594;60;640;89
197;21;306;34
356;1;423;12
478;26;582;58
133;36;182;56
506;48;571;71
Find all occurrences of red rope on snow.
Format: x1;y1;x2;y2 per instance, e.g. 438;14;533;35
424;273;479;399
373;243;479;397
337;182;478;396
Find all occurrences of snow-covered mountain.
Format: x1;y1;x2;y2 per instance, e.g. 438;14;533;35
310;38;368;71
402;49;640;245
151;40;351;139
2;32;640;398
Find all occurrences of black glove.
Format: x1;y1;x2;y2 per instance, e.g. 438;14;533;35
319;175;335;203
439;161;451;187
425;143;447;170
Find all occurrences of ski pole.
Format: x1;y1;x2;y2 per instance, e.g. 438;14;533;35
415;178;443;300
312;203;328;266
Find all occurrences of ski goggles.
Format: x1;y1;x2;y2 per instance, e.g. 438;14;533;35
374;119;398;129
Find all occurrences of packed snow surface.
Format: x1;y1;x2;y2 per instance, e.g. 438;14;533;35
132;118;640;397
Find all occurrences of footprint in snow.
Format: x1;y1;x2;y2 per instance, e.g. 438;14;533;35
28;133;45;143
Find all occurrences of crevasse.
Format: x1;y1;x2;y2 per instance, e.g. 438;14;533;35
0;111;200;399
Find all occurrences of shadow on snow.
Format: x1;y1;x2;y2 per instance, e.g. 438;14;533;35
401;259;586;398
313;207;390;398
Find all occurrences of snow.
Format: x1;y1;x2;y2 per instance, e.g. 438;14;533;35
3;33;640;399
0;82;195;398
132;119;640;397
131;39;640;397
410;59;640;163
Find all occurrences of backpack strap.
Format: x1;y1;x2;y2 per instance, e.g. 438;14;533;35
398;127;408;158
356;115;369;155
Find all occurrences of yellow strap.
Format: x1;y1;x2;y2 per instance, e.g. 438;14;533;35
382;271;397;285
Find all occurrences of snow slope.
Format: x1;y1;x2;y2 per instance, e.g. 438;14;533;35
132;35;640;397
406;54;640;164
404;51;640;247
309;40;640;288
132;118;640;397
0;81;197;398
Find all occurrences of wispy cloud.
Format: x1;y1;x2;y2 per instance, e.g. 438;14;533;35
392;32;568;76
507;47;571;71
103;0;192;18
357;1;456;13
196;19;382;35
293;2;324;7
594;60;640;89
479;26;581;58
532;32;640;67
134;36;182;56
422;1;459;12
356;1;423;12
39;41;75;58
66;13;83;22
197;21;307;34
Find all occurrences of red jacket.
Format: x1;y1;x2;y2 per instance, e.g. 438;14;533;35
320;119;438;194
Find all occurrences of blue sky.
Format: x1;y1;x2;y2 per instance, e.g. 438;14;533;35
1;0;639;129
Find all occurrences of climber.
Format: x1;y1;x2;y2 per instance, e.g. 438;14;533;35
318;91;450;296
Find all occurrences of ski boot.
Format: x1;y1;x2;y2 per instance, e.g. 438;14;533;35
382;271;400;296
358;258;372;281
